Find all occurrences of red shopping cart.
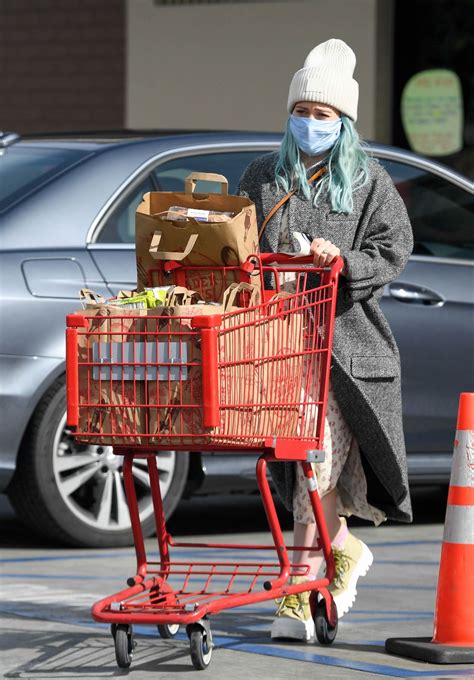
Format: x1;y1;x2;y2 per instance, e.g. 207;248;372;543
65;253;343;670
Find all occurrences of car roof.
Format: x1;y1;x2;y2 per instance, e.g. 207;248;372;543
20;130;282;150
19;130;472;183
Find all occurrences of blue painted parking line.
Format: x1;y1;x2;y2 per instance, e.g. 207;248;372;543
0;550;278;564
376;560;438;566
0;552;134;563
0;573;121;580
343;615;434;623
367;540;440;548
352;610;433;616
214;641;474;677
358;584;435;591
4;606;472;678
41;614;474;678
225;608;434;619
0;539;441;564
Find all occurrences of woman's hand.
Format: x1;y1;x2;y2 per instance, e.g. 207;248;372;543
310;238;341;268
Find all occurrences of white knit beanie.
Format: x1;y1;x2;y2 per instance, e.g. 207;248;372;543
287;38;359;121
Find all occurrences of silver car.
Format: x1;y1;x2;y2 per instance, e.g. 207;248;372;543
1;131;473;547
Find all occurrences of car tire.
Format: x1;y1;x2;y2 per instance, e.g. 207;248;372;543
8;377;189;547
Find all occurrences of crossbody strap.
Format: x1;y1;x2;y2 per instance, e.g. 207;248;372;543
258;165;326;240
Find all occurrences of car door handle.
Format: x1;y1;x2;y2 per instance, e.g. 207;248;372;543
388;283;445;306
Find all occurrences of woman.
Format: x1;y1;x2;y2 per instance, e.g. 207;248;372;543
238;38;413;642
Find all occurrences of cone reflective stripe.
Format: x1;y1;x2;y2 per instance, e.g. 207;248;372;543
433;394;474;647
385;392;474;664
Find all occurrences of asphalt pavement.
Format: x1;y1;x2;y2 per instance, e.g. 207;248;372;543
1;488;474;680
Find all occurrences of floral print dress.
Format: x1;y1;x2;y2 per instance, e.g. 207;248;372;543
292;383;386;525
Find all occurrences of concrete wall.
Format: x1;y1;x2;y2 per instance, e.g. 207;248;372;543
126;0;394;142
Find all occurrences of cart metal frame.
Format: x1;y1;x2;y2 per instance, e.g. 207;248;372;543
66;254;343;670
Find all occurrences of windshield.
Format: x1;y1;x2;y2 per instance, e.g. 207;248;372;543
0;145;91;213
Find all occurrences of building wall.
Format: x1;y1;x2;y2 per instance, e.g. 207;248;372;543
126;0;394;142
0;0;125;134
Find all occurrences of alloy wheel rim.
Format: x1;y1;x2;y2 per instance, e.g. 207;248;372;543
52;412;176;531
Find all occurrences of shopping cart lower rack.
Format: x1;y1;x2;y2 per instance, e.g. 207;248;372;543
65;253;343;670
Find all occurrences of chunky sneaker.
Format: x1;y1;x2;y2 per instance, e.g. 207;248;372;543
270;576;315;642
328;532;373;618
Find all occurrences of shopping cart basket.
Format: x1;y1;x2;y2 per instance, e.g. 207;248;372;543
65;253;343;670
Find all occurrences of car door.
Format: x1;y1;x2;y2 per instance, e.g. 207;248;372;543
88;175;156;295
378;157;474;464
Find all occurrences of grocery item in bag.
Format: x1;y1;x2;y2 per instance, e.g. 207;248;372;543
79;286;174;310
165;206;234;222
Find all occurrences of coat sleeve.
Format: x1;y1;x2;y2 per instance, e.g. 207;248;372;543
339;169;413;302
236;152;276;200
237;159;258;199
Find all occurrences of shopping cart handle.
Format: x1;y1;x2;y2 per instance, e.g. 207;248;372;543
257;253;344;273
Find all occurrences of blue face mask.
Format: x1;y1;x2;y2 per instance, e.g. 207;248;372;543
289;115;342;156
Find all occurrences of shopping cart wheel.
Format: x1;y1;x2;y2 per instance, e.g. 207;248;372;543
111;623;135;668
314;597;338;645
187;622;213;670
157;623;180;639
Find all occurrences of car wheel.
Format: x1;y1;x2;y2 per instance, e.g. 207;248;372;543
8;377;189;547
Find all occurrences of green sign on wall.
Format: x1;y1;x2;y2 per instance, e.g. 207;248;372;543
401;69;463;157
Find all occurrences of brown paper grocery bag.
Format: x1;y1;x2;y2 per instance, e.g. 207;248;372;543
146;282;261;446
135;172;259;299
75;304;148;445
162;281;261;327
257;293;306;437
145;286;305;446
215;309;264;444
144;312;205;447
215;292;305;444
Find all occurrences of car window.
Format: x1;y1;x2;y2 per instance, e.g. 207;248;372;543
96;177;155;243
96;152;264;244
153;151;265;194
380;159;474;260
0;145;91;214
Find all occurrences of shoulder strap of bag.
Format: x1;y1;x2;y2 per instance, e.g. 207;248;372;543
258;166;326;240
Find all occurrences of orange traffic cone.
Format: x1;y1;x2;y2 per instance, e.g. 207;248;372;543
386;392;474;664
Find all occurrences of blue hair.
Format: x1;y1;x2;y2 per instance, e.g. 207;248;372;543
275;115;370;214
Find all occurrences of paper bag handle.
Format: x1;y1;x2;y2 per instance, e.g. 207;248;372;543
79;288;106;306
222;282;261;310
268;291;293;301
185;172;229;196
149;230;198;261
267;290;296;319
165;286;203;307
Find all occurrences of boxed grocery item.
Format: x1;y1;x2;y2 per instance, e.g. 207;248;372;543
165;206;235;222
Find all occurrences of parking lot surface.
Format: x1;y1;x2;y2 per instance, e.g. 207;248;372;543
1;490;474;680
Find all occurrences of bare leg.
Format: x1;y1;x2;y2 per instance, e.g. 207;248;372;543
293;488;341;576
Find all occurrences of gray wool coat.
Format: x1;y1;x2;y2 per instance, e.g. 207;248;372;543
238;152;414;523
